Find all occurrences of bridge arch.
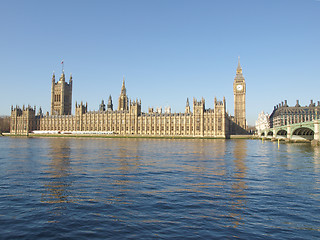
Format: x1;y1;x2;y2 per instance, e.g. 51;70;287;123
261;132;265;136
276;129;287;138
267;131;273;136
292;127;314;140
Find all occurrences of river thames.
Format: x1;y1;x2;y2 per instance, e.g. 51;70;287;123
0;137;319;239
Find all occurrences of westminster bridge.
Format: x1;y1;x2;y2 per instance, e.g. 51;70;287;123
258;120;320;142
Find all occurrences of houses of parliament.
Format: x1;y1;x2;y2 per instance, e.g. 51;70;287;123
10;60;247;137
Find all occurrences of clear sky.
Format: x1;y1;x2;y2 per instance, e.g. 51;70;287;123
1;0;319;125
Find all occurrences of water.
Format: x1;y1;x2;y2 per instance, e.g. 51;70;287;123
0;137;319;239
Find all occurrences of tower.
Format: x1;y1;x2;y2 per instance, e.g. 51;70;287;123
51;70;73;115
193;98;205;136
118;77;128;111
214;97;227;136
107;95;113;111
185;98;190;114
99;100;105;112
233;58;246;129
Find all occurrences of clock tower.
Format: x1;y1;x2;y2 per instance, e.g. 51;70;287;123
233;57;246;129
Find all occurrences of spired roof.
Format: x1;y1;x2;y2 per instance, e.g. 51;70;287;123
235;57;244;81
120;77;127;95
59;70;65;82
237;56;242;72
186;98;190;107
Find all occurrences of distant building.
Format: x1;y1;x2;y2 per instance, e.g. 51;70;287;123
10;60;248;137
255;111;270;132
269;100;320;128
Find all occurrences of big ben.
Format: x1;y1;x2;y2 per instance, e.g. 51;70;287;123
233;58;246;129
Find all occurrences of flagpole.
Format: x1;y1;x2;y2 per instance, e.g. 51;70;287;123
61;60;64;72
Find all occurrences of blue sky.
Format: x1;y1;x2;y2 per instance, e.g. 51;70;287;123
1;0;319;125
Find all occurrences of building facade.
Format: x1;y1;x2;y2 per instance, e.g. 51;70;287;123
269;100;320;128
255;111;270;133
233;58;246;129
51;71;73;115
11;63;247;137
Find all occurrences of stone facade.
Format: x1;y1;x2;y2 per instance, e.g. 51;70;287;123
233;58;246;129
10;105;38;135
255;111;270;133
10;63;247;137
51;71;72;115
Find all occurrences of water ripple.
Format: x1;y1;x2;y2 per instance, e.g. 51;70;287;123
0;138;319;239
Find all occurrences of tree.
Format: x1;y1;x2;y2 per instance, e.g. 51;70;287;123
0;116;10;134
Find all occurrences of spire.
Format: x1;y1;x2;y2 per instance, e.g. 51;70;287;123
121;77;126;94
107;95;113;111
52;71;55;82
60;71;65;82
99;99;105;112
236;56;242;74
185;98;190;114
118;77;128;111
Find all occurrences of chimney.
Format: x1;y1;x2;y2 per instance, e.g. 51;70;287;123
310;100;315;107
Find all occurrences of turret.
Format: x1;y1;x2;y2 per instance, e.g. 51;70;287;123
59;70;65;82
118;77;129;111
99;100;106;112
185;98;190;114
107;95;113;111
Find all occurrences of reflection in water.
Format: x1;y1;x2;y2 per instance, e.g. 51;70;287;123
41;138;72;206
110;139;142;204
314;146;320;173
1;137;320;239
229;140;247;228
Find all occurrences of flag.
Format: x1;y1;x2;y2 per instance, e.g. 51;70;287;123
61;60;64;64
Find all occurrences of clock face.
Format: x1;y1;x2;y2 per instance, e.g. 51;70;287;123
236;84;243;91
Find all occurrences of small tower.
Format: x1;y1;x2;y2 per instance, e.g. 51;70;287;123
107;95;113;111
214;97;227;136
233;57;246;129
185;98;191;114
193;97;205;136
99;100;106;112
118;77;128;111
51;67;73;115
